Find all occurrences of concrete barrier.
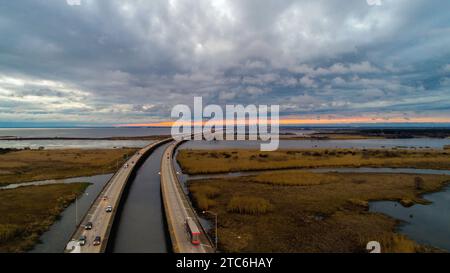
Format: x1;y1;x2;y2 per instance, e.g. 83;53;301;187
160;141;214;253
65;138;172;253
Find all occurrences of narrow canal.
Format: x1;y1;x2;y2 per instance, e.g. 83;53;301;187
108;143;171;253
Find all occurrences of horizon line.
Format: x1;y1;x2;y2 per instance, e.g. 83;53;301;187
116;117;450;127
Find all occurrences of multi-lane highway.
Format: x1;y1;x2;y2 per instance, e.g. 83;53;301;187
65;138;214;253
160;142;214;253
110;142;171;253
66;139;171;253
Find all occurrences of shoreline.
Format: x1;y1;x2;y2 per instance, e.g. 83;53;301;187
0;148;138;186
369;183;450;253
0;183;90;253
187;170;450;253
177;148;450;175
0;135;170;141
179;164;450;176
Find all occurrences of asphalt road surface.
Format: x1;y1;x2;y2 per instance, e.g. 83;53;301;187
160;142;214;253
66;140;168;253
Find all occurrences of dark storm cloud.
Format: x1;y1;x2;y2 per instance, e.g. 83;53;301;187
0;0;449;124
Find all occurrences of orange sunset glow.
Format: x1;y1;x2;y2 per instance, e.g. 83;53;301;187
117;116;450;127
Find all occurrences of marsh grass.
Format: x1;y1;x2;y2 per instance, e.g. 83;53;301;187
251;171;339;186
189;184;220;211
227;196;273;215
378;234;418;253
0;183;89;252
188;171;450;253
178;148;450;175
0;148;137;185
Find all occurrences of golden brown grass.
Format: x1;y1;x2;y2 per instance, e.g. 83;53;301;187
378;234;418;253
0;148;137;185
178;148;450;174
227;196;273;215
0;183;89;252
188;171;450;253
251;170;339;186
189;184;220;211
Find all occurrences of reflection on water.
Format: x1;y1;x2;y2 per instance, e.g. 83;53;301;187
370;186;450;252
179;165;450;251
29;174;113;253
0;127;171;138
320;165;450;251
177;167;450;185
1;175;110;190
0;127;167;149
180;138;450;150
110;144;170;253
0;139;153;150
3;132;447;252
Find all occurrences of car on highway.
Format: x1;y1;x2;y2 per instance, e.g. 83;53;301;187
185;218;201;245
93;236;101;246
84;222;93;230
106;205;113;213
79;235;87;246
103;196;108;201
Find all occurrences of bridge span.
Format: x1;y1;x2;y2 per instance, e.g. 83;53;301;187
160;141;215;253
65;138;172;253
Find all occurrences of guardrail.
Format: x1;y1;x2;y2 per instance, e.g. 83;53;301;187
160;141;214;253
65;138;172;253
170;141;216;249
101;138;173;252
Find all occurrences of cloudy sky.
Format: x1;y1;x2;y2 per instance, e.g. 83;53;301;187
1;0;450;126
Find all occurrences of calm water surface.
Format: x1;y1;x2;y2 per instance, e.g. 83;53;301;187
0;127;170;138
0;139;153;149
2;129;447;252
28;174;113;253
109;144;170;253
180;138;450;150
370;187;450;252
0;127;167;149
180;166;450;252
